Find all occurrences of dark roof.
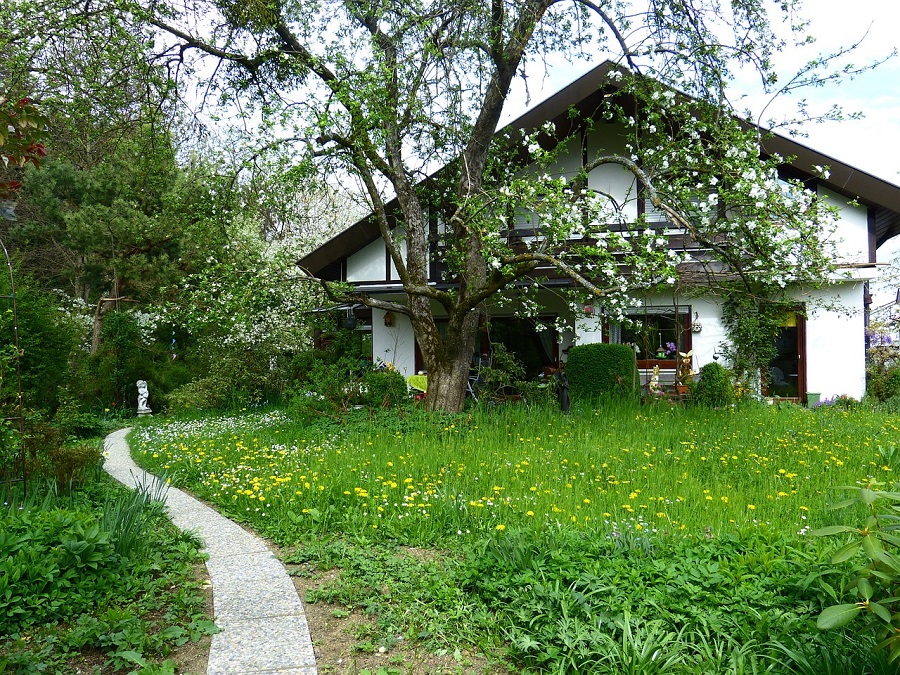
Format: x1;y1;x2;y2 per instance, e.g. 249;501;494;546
300;61;900;275
759;133;900;247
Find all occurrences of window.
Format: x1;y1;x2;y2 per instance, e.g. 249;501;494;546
486;317;558;378
612;309;691;364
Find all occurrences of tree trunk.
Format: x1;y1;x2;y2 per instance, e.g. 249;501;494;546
91;297;116;355
418;306;481;413
90;279;124;355
425;359;471;413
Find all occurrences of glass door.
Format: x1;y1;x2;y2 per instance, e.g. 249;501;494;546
767;312;806;400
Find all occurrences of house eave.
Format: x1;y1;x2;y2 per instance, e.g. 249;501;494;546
760;134;900;247
298;61;900;276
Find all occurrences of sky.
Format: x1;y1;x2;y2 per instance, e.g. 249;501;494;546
760;0;900;191
497;0;900;298
502;0;900;244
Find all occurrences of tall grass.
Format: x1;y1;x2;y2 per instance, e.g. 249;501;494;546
101;474;168;557
129;401;900;546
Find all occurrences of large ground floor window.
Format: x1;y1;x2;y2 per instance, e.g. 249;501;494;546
413;315;558;378
485;317;558;378
610;308;692;369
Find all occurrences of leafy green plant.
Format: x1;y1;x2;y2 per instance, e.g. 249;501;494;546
0;505;118;632
691;361;735;407
0;270;79;414
359;369;408;408
566;343;638;401
477;342;526;400
166;374;231;411
102;477;168;558
47;442;104;487
720;298;795;390
877;394;900;415
813;479;900;661
0;477;215;671
867;344;900;402
461;526;842;673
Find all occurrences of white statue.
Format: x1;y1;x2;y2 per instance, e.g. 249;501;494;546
136;380;152;414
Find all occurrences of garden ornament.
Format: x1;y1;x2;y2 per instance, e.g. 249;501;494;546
136;379;152;415
678;350;695;383
555;368;570;413
648;365;663;397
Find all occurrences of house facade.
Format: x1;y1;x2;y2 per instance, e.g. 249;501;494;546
300;65;900;402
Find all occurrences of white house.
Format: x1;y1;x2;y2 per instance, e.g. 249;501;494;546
300;65;900;403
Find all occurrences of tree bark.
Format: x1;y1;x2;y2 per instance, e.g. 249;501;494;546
413;303;482;413
91;297;116;355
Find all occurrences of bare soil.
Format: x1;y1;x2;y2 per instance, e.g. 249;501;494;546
285;559;504;675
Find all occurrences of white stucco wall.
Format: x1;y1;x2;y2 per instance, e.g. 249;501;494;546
574;312;605;344
513;123;638;226
585;123;638;222
372;308;416;376
803;283;866;400
390;231;406;280
546;136;582;182
687;297;727;372
347;239;385;282
346;232;406;282
819;186;870;265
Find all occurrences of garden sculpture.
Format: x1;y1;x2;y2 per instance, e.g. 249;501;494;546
648;365;663;398
678;350;695;383
136;380;152;415
555;368;570;413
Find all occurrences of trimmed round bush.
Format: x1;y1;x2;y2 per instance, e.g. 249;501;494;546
692;362;735;407
359;369;409;407
567;343;639;401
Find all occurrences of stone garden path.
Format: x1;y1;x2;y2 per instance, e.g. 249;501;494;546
103;428;318;675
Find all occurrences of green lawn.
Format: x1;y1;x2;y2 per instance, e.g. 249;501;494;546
130;400;900;673
131;401;898;543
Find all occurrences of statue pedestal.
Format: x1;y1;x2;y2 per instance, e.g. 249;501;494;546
138;410;152;417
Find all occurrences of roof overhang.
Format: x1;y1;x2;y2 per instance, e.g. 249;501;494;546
299;61;900;275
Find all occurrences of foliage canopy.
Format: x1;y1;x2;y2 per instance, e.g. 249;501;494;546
132;0;857;410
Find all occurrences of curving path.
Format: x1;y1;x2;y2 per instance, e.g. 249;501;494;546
103;428;318;675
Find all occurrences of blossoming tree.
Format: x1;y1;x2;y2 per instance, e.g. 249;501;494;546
143;0;851;411
0;97;48;220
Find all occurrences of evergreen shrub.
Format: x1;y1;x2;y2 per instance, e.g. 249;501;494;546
0;273;78;414
692;361;735;407
867;346;900;401
566;343;638;401
359;369;409;407
165;375;229;412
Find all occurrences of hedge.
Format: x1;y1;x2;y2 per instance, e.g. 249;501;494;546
566;343;638;401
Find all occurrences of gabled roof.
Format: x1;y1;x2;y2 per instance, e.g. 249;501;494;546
300;61;900;276
759;133;900;246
